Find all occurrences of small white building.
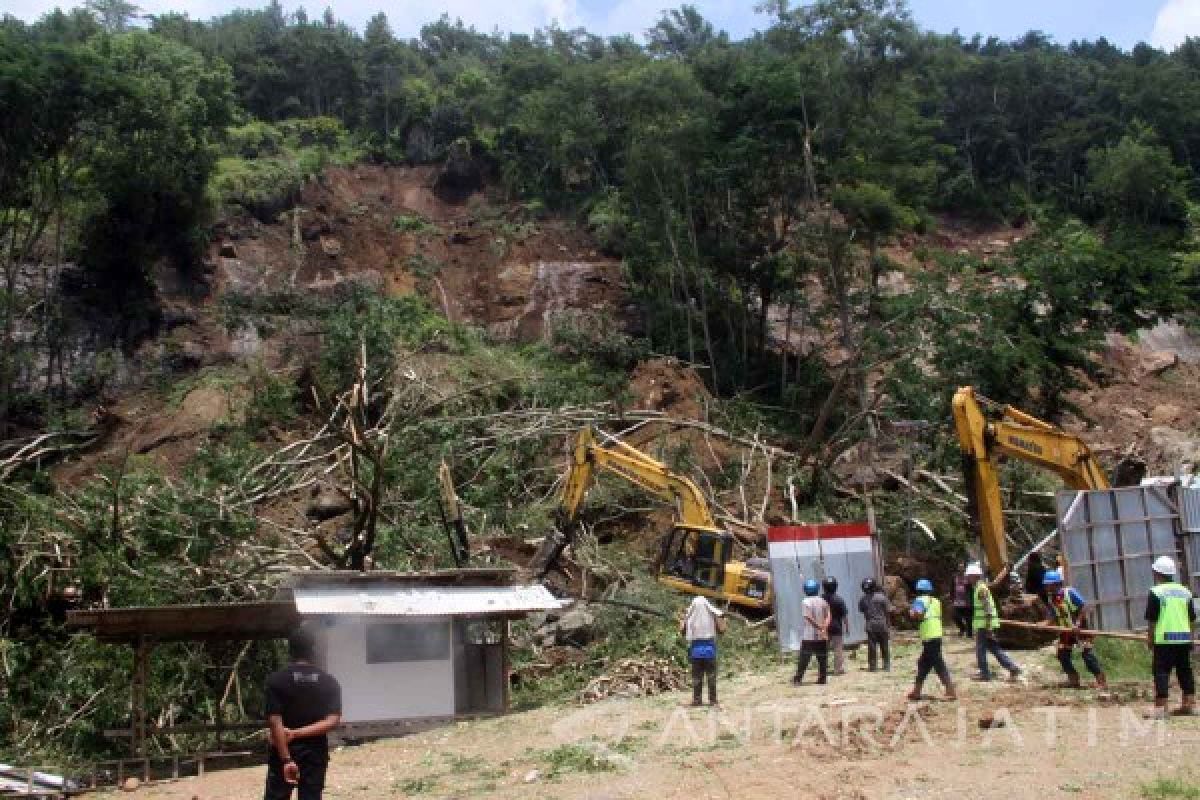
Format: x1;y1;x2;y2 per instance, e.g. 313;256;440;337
69;568;565;753
282;570;564;738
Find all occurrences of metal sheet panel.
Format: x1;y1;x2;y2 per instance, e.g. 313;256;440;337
1057;487;1181;632
1179;485;1200;533
294;584;566;617
768;523;878;651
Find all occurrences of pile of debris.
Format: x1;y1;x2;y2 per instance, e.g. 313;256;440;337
579;657;687;704
997;592;1057;648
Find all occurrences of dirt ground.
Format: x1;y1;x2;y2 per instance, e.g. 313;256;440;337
101;636;1200;800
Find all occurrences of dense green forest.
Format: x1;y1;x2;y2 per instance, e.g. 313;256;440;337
4;0;1200;420
2;0;1200;767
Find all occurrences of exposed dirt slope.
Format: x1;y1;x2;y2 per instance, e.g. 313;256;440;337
210;164;627;341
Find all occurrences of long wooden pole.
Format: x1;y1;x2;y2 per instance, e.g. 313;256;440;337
999;619;1147;642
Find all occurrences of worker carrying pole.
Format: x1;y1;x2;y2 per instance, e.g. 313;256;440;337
1043;570;1108;690
966;562;1022;682
1143;556;1197;719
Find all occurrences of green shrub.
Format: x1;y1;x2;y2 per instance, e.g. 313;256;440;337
539;744;617;778
393;213;441;235
278;116;347;149
1142;778;1200;800
245;367;298;435
225;120;284;159
209;155;305;214
1092;637;1152;682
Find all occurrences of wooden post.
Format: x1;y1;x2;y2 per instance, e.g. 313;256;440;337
132;636;151;758
501;620;511;713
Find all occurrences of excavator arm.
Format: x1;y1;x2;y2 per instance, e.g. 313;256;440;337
952;387;1110;573
532;426;773;611
531;427;720;577
558;427;719;530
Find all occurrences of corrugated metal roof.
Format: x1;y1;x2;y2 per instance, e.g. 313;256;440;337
67;601;300;643
283;568;518;590
292;584;566;617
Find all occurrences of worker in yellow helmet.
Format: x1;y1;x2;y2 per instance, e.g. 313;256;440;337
1144;556;1196;719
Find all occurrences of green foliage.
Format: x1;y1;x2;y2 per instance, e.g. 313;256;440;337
78;31;236;284
538;743;618;778
209;155;307;216
1088;125;1190;227
225;120;285;159
393;214;440;235
244;366;298;435
1092;637;1152;682
316;292;475;394
210;117;360;217
547;312;649;372
1142;779;1200;800
833;183;916;242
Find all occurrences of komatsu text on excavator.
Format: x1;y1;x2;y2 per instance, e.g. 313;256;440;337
952;386;1110;574
530;427;773;611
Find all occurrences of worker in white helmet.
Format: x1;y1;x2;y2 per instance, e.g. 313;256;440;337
1144;556;1196;719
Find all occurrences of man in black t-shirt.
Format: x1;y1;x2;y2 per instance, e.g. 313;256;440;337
822;577;849;676
264;626;342;800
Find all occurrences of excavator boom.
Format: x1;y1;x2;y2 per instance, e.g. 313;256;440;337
952;387;1109;573
531;427;771;611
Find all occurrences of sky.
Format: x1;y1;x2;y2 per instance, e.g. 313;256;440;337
2;0;1198;52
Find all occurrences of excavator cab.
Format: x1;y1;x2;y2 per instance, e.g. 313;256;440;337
659;525;732;590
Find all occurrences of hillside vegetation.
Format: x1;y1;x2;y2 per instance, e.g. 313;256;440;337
1;0;1199;768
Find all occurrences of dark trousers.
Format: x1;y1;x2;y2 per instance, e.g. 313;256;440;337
265;748;328;800
866;630;890;671
1057;636;1102;677
975;630;1018;679
1153;645;1196;700
795;639;828;684
691;658;717;704
915;638;951;687
953;607;972;637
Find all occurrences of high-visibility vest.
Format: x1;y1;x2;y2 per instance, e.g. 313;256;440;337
1151;582;1194;645
1051;589;1081;628
973;583;1000;631
919;596;943;641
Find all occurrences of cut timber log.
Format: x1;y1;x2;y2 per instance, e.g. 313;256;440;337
999;619;1147;642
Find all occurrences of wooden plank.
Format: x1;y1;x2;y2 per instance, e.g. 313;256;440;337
999;619;1146;642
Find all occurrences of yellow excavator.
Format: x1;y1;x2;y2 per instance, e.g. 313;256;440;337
952;386;1111;574
530;427;773;611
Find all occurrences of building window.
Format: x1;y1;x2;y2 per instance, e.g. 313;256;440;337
365;621;450;663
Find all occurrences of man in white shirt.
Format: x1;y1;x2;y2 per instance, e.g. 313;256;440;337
793;579;831;686
681;595;725;706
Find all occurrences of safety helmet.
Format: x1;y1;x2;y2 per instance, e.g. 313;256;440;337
822;577;838;592
1152;556;1177;576
1042;569;1063;586
964;563;983;578
915;578;933;593
804;579;820;596
861;577;876;593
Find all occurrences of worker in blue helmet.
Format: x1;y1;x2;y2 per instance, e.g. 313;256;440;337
907;578;956;701
793;578;831;686
1043;570;1107;690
